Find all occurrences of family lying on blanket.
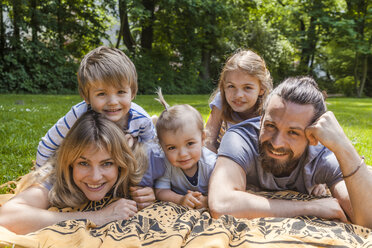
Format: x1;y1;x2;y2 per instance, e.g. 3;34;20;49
0;46;371;235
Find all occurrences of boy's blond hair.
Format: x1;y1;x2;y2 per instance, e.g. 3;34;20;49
77;46;138;100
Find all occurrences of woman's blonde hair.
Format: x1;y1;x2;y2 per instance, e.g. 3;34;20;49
41;111;146;208
213;49;273;124
155;88;204;141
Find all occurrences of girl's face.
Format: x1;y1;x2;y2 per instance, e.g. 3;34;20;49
72;144;119;201
224;69;264;119
159;122;204;177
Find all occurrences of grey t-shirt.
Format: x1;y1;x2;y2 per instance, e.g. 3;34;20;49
155;147;217;195
218;117;343;194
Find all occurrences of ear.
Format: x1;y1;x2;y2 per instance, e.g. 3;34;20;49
84;96;90;104
201;130;206;145
259;88;265;96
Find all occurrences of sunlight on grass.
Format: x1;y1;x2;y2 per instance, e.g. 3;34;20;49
0;95;371;188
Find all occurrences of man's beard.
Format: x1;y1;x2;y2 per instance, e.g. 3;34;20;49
259;141;301;177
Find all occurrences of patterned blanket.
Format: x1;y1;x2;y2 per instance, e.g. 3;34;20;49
1;190;371;248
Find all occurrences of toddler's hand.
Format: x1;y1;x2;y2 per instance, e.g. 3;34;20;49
180;191;202;209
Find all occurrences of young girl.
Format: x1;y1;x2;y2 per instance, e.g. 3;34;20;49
205;49;273;153
0;111;146;234
154;89;216;209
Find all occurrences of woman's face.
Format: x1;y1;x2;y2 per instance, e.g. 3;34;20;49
72;144;119;201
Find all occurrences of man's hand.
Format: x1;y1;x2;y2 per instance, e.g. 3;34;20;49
97;198;137;225
305;111;349;152
130;186;156;210
309;197;348;223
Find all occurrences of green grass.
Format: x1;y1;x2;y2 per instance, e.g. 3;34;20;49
0;94;371;189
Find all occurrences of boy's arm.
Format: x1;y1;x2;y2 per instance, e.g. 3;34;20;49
208;156;347;222
205;106;222;153
36;101;87;167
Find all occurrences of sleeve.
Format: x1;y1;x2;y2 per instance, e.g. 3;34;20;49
217;130;255;174
138;117;156;142
312;149;343;187
35;101;87;167
209;91;222;110
154;160;172;189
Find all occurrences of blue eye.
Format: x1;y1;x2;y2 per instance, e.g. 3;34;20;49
97;92;105;96
118;90;127;94
187;142;195;146
78;161;89;167
167;146;175;151
102;161;114;167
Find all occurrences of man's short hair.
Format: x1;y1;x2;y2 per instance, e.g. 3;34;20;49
263;76;326;123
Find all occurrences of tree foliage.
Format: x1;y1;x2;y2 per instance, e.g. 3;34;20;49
1;0;371;96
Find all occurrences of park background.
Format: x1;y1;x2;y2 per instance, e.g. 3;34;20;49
0;0;371;187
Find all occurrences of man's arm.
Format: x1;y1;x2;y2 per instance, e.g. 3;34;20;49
306;111;372;228
208;156;347;221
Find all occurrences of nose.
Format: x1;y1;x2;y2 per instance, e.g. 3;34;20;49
108;95;118;105
271;132;286;149
90;166;103;181
235;89;244;98
178;147;188;158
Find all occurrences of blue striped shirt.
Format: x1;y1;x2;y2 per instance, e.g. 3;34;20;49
36;101;155;167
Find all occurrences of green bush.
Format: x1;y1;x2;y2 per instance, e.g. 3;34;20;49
0;41;78;94
334;76;355;97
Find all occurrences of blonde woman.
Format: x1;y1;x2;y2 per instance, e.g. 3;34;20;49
0;111;146;234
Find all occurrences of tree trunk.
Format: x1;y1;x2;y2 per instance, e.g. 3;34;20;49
0;2;5;53
140;0;155;51
57;0;64;49
12;0;21;48
116;0;135;53
357;55;368;97
30;0;38;43
200;48;211;81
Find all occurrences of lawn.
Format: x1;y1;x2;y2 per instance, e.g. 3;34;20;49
0;94;371;188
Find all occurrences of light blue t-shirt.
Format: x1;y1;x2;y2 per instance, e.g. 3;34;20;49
138;141;166;187
155;147;217;195
218;117;343;194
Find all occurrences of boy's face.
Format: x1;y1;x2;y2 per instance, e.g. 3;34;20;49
85;83;133;128
159;122;204;177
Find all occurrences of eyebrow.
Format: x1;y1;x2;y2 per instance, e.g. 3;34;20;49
79;156;113;162
264;120;305;132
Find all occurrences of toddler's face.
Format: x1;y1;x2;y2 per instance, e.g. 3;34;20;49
72;144;119;201
224;69;263;119
160;123;204;177
85;83;133;128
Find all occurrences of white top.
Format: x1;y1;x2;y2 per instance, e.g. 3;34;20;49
155;147;217;195
36;101;155;167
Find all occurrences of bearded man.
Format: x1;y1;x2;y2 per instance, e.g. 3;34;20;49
208;76;354;223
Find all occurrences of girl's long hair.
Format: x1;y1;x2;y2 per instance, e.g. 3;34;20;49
212;49;273;124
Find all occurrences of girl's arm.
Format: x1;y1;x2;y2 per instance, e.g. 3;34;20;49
204;106;223;153
0;185;137;234
155;188;202;209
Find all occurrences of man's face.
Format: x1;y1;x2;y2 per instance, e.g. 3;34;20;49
259;95;314;177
